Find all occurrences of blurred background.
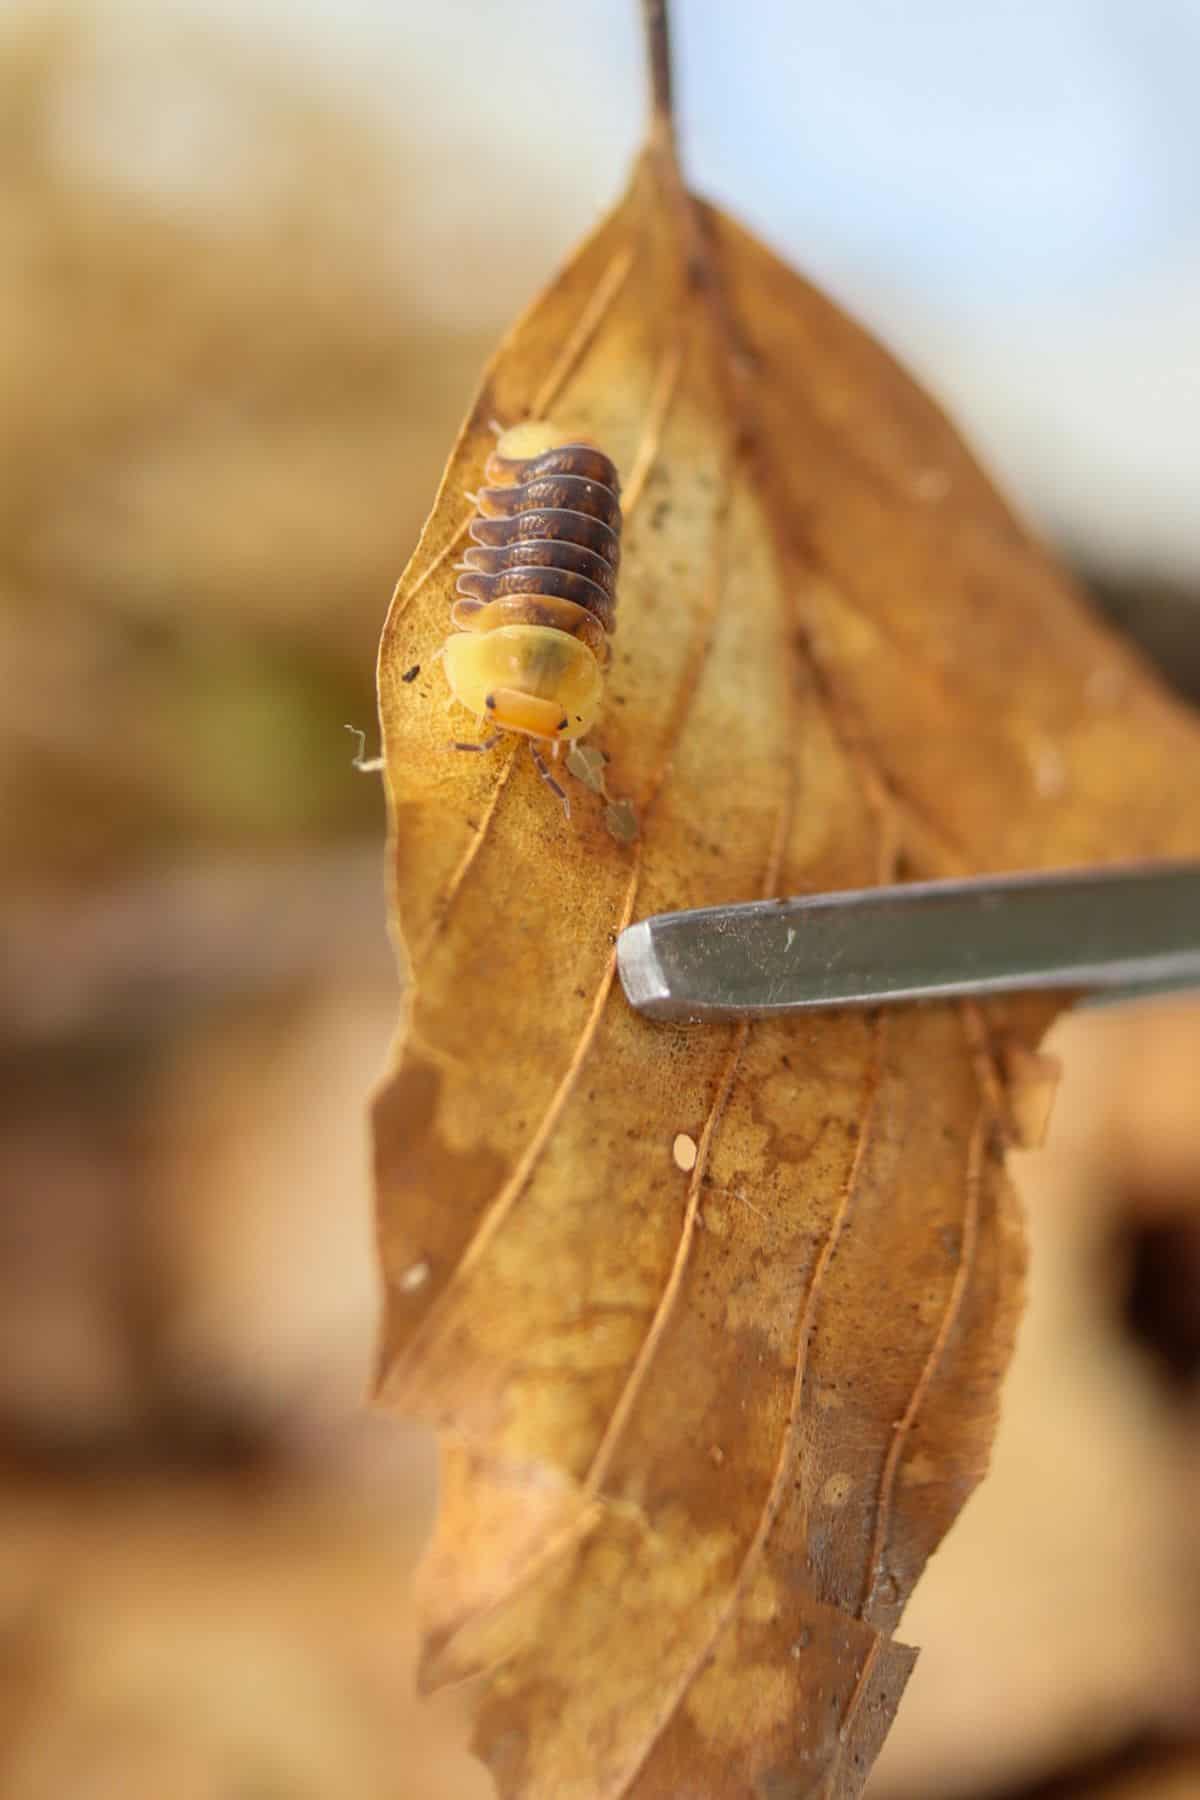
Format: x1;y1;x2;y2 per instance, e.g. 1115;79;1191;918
0;2;1197;1795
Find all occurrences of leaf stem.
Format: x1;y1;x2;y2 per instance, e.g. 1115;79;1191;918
641;0;681;168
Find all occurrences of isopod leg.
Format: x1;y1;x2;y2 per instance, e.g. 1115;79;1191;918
530;742;570;820
452;734;503;753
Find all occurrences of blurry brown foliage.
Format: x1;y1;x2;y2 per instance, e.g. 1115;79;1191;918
0;7;496;888
0;10;491;1795
0;2;497;1437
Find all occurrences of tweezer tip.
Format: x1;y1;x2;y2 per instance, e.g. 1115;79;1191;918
616;919;674;1018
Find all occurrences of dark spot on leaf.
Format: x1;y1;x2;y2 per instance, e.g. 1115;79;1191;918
1121;1200;1200;1389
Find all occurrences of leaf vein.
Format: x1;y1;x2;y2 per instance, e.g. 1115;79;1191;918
622;340;685;514
415;746;520;960
824;1104;986;1790
609;1012;889;1798
860;1105;985;1622
532;244;638;419
412;280;677;957
587;662;794;1489
390;331;699;1391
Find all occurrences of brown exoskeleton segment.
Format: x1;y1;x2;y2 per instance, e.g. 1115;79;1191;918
439;420;623;817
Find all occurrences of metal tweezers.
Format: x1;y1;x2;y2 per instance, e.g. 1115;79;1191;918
617;861;1200;1022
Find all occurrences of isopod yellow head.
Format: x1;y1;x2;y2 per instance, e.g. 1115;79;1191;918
444;624;603;741
486;419;582;483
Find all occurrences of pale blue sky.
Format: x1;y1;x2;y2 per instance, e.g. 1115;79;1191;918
61;1;1200;573
154;0;1200;309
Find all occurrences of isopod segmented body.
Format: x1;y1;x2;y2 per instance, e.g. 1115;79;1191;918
445;421;621;756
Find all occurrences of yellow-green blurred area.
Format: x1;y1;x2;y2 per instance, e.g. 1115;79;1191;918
1;7;1198;1798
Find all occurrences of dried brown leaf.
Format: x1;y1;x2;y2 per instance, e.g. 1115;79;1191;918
370;72;1200;1800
